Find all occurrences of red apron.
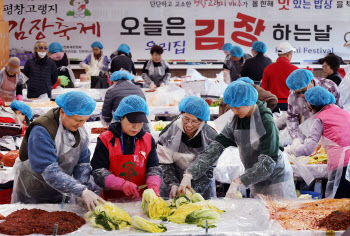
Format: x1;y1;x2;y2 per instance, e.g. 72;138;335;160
0;70;17;102
99;130;152;201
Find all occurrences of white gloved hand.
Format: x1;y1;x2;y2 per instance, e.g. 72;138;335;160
292;138;303;147
100;117;109;128
81;188;106;211
284;145;294;155
149;83;156;90
178;173;192;195
98;64;104;70
160;83;165;87
169;185;178;199
225;181;239;198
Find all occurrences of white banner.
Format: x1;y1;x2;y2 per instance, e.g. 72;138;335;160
4;0;350;62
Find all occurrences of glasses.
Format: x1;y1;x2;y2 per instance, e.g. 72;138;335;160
182;115;201;126
36;46;48;50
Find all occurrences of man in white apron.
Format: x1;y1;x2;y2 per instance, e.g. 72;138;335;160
12;91;105;210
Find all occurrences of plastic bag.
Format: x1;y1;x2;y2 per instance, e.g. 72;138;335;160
206;71;228;97
146;84;186;106
273;111;288;130
214;146;245;184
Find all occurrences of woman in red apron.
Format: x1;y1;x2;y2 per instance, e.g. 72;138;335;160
91;95;162;201
0;57;26;103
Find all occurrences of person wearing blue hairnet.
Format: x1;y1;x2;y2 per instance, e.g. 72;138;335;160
219;77;278;116
285;86;350;199
80;41;109;88
91;95;162;200
157;96;218;199
48;42;74;88
142;45;171;89
286;69;342;147
12;91;106;211
178;81;296;199
223;45;251;83
222;43;233;63
101;71;147;130
241;41;272;85
110;44;136;75
0;100;32;137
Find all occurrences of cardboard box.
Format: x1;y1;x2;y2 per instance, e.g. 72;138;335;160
0;21;9;68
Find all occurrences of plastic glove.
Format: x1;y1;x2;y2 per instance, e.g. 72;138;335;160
149;82;156;90
16;95;23;101
146;175;161;197
81;188;106;211
284;145;294;155
0;98;5;107
122;181;140;198
105;174;126;190
98;64;104;70
100;117;109;128
225;181;239;198
169;185;178;199
178;173;192;195
292;138;303;147
160;83;165;87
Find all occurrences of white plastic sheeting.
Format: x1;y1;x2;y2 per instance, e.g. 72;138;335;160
0;199;344;235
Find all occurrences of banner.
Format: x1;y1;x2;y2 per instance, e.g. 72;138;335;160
4;0;350;62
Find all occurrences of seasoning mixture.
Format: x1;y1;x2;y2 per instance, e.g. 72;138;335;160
0;209;86;235
316;210;350;231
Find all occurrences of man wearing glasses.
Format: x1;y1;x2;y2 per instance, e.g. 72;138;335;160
23;40;58;99
285;69;342;147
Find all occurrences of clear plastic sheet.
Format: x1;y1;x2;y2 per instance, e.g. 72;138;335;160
51;88;105;101
145;84;186;107
291;163;327;179
0;199;342;235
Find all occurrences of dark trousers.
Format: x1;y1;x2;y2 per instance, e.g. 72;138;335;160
334;167;350;199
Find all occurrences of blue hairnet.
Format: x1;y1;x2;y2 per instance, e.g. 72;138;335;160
56;91;96;116
305;86;336;106
117;44;130;55
91;41;103;49
114;95;149;121
48;42;63;54
178;96;210;121
229;46;244;57
110;71;133;82
222;43;233;51
10;100;33;120
237;77;254;84
223;81;258;108
286;69;314;90
252;41;267;53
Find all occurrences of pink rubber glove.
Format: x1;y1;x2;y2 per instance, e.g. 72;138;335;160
16;95;23;101
105;174;126;190
105;174;140;197
146;175;162;197
122;181;140;197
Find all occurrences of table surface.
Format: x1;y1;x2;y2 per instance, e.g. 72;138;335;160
0;199;343;235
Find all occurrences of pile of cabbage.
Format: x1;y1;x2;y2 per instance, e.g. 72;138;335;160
142;189;225;228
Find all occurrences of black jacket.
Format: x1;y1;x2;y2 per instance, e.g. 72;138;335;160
110;54;136;75
241;53;272;84
102;79;146;123
23;56;58;98
326;72;342;86
91;122;159;171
